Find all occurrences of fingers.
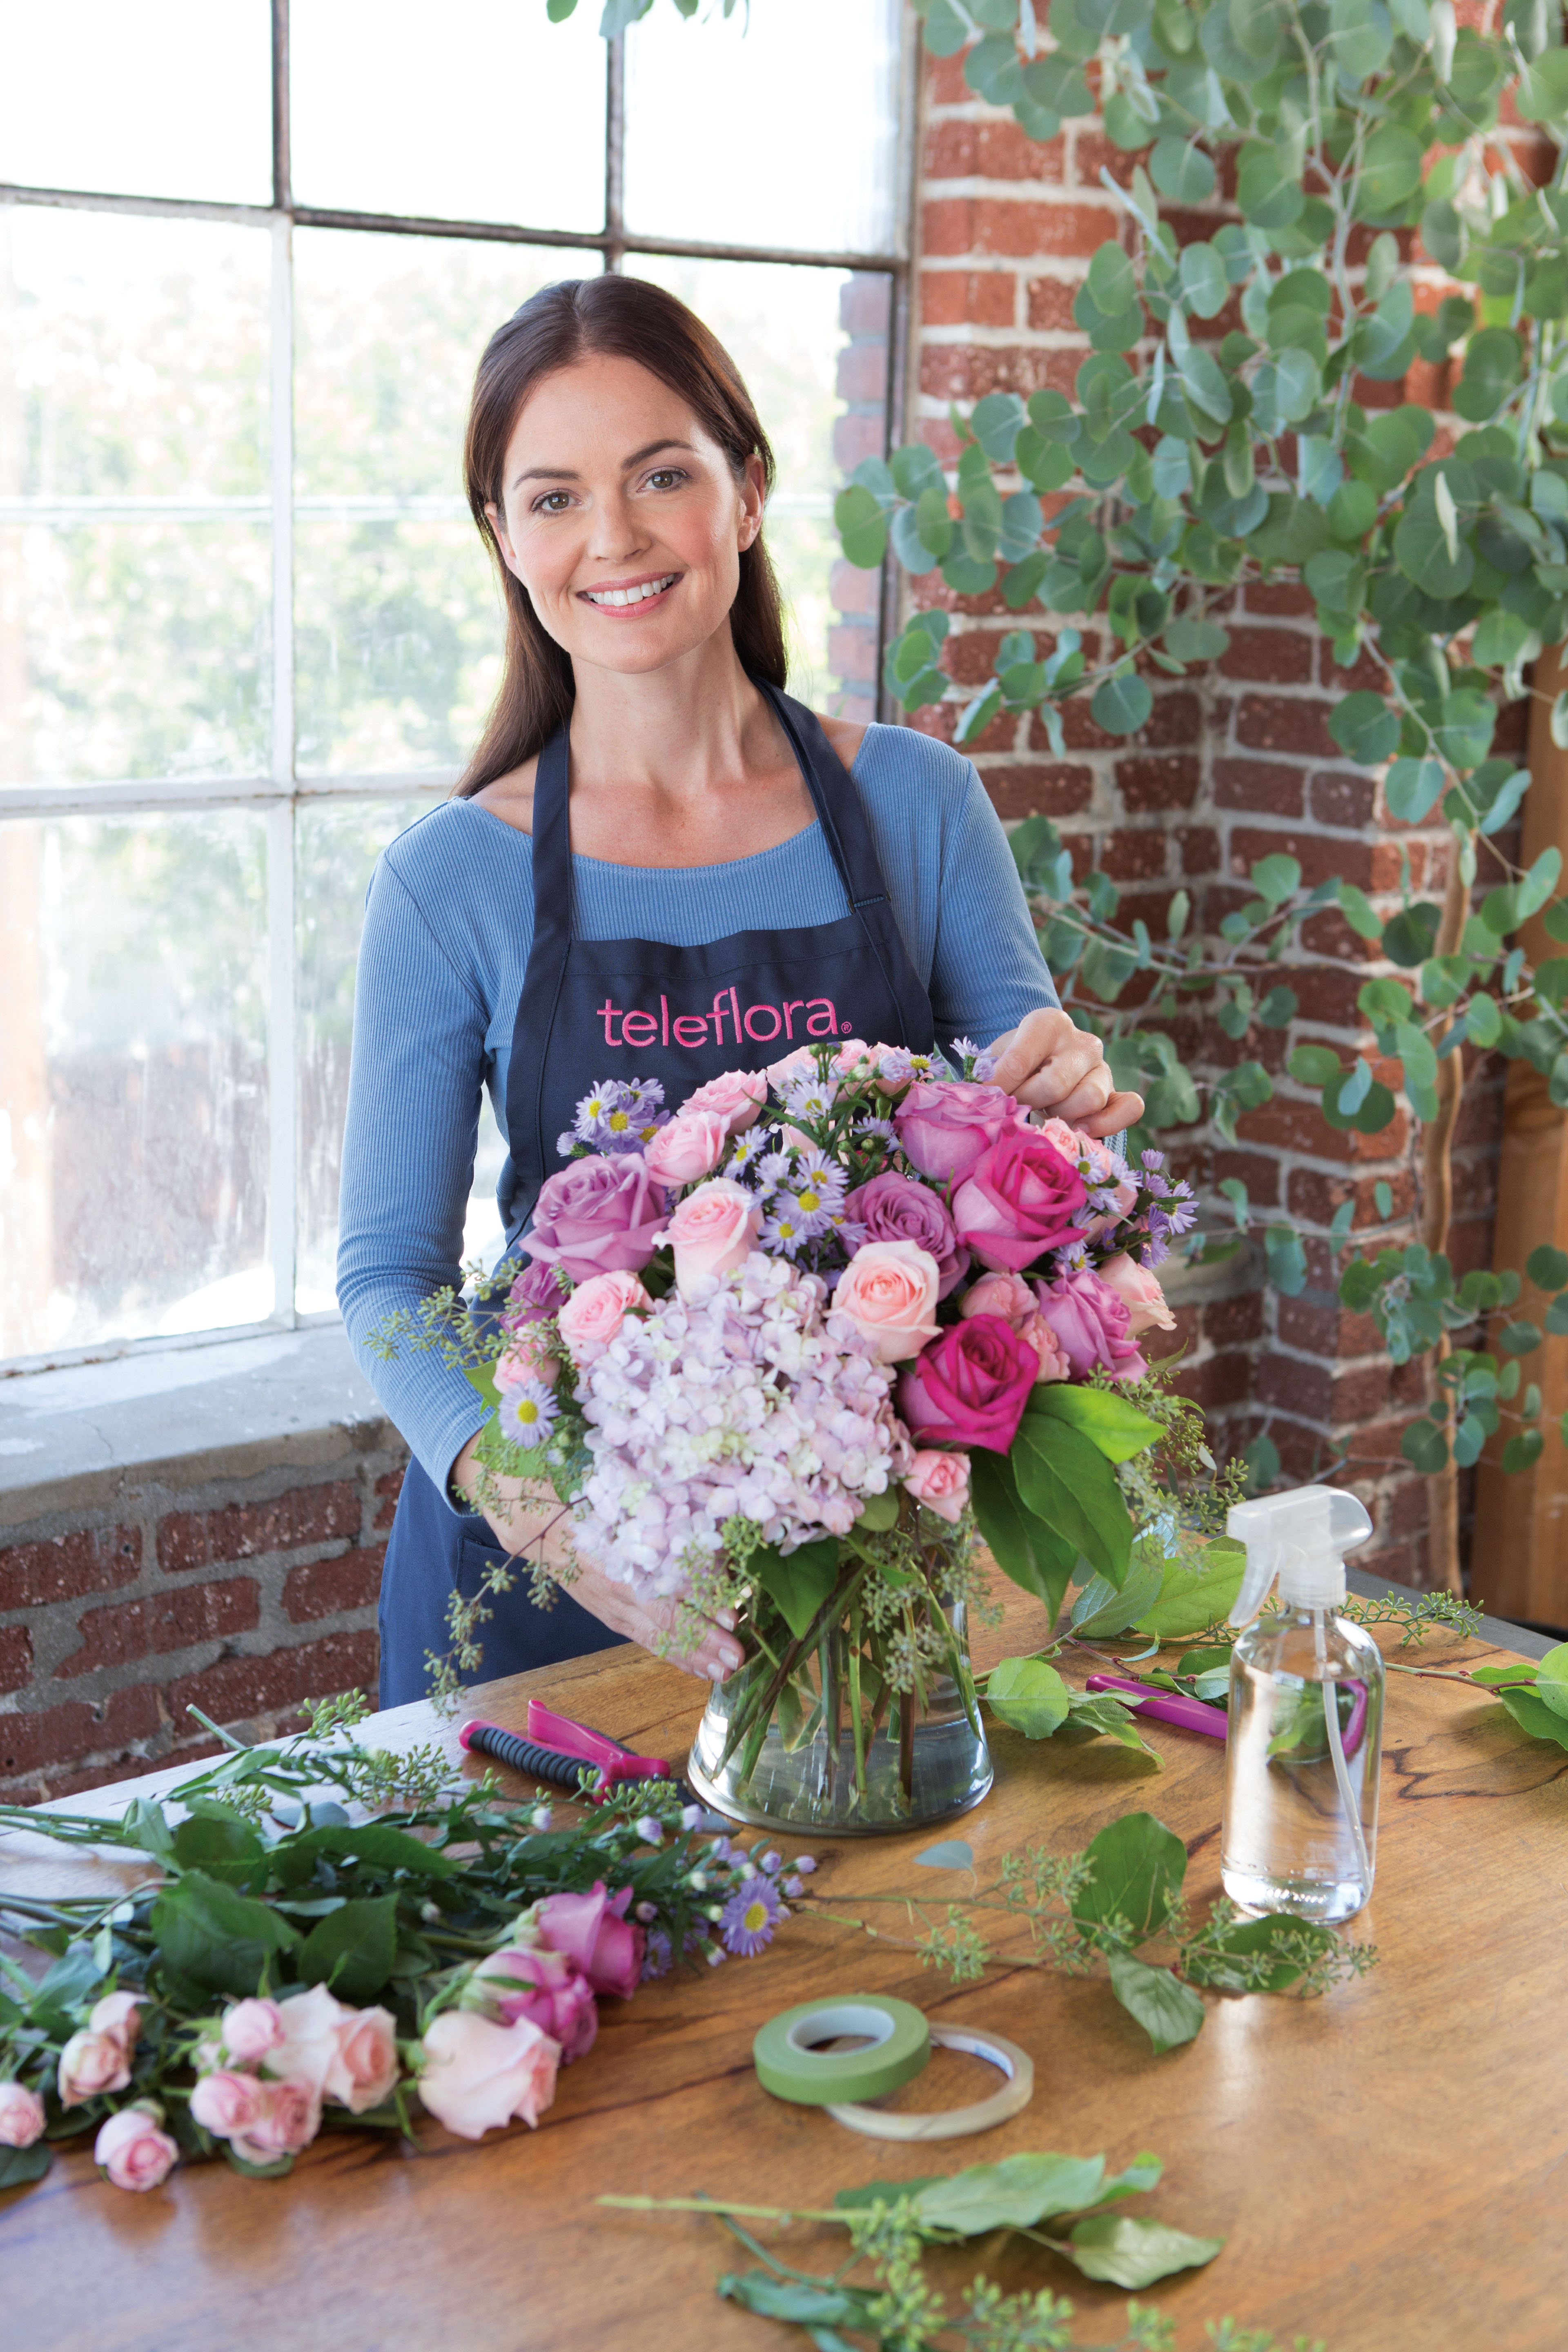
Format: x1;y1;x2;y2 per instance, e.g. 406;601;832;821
636;1593;744;1683
988;1012;1140;1137
987;1009;1073;1097
1075;1089;1145;1137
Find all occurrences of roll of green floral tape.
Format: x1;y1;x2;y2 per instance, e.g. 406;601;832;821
753;1995;931;2107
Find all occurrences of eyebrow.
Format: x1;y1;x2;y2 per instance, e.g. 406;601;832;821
510;438;697;491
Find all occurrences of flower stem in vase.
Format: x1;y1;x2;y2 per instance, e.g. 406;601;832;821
820;1624;843;1808
848;1606;867;1798
898;1681;915;1806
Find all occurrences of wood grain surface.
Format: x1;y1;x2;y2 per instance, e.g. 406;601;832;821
3;1586;1566;2352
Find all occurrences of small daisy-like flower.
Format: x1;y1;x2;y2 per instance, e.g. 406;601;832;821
574;1083;618;1140
641;1929;673;1981
720;1873;786;1957
1053;1240;1091;1274
970;1050;998;1082
1142;1231;1171;1268
762;1208;808;1256
1164;1194;1198;1236
875;1047;913;1087
635;1900;658;1923
949;1036;982;1067
635;1815;664;1845
556;1129;580;1158
754;1146;796;1196
498;1380;559;1446
706;1942;727;1967
623;1078;666;1118
759;1849;782;1875
708;1835;733;1862
782;1080;840;1123
856;1112;896;1140
1142;1147;1167;1172
530;1804;553;1831
726;1128;767;1174
783;1875;804;1898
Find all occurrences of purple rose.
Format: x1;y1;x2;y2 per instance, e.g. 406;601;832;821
1033;1267;1149;1383
845;1172;971;1299
897;1315;1039;1452
503;1256;568;1330
952;1129;1088;1273
523;1154;668;1283
894;1080;1028;1184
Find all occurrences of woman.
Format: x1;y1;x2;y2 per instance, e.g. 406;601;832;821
338;276;1143;1707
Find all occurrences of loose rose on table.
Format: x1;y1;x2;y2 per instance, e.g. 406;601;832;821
471;1947;598;2062
94;2103;178;2192
0;2081;47;2148
417;2010;560;2141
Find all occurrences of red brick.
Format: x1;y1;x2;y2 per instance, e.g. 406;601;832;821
1235;695;1338;759
1213;1148;1282;1207
1318;639;1385;693
1213;757;1304;817
0;1625;33;1694
1312;771;1376;829
836;341;886;403
1228;824;1396;892
374;1468;406;1532
58;1577;261;1679
1245;581;1316;619
0;1684;161;1779
1071;129;1145;188
922;197;1116;259
1115;754;1199;811
1204;1290;1265;1347
1173;1350;1253;1410
0;1524;142;1610
283;1547;384;1625
1100;829;1169;882
1256;1354;1334;1421
921;343;1076;401
924;118;1057;183
983;762;1093;818
1025;275;1078;332
922;269;1017;327
1218;626;1314;686
831;559;879;617
828;624;876;684
1178;826;1221;875
158;1482;359;1573
167;1632;381;1731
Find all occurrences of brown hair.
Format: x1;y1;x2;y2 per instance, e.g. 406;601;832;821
456;275;786;795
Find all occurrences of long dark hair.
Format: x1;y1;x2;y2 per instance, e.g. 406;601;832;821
456;276;786;796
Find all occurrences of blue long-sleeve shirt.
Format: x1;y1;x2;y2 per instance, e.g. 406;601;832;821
336;722;1060;1491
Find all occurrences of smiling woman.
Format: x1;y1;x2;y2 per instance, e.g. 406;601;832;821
334;275;1144;1707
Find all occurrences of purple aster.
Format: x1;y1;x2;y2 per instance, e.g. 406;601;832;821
761;1206;810;1256
725;1127;769;1176
782;1078;840;1123
1142;1230;1172;1268
875;1047;914;1087
1142;1148;1167;1171
720;1873;787;1957
622;1078;666;1117
970;1051;998;1081
573;1080;631;1145
498;1380;559;1447
1163;1193;1198;1236
949;1036;982;1067
1053;1240;1091;1274
755;1147;795;1196
856;1112;896;1140
791;1855;817;1874
640;1929;673;1981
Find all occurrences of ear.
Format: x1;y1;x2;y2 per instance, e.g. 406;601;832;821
486;500;524;581
737;453;766;551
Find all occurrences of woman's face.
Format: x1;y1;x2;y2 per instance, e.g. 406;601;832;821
486;353;765;678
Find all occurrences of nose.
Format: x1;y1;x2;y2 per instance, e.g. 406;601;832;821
586;487;650;567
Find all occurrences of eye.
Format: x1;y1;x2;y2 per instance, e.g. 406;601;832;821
532;489;574;514
644;467;688;491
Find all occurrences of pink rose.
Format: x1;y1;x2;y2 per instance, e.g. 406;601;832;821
89;1991;142;2045
831;1037;872;1073
332;2007;400;2112
680;1069;767;1133
831;1240;941;1363
418;2010;560;2140
58;2028;131;2107
897;1316;1039;1452
658;1178;762;1298
951;1129;1088;1272
0;2082;46;2148
190;2068;270;2140
895;1080;1028;1183
268;1986;398;2113
1020;1310;1072;1382
1033;1267;1149;1382
495;1327;559;1390
523;1152;668;1282
643;1109;730;1187
231;2077;323;2164
958;1269;1037;1326
556;1269;651;1368
1034;1121;1138;1238
845;1172;969;1299
765;1045;818;1091
474;1947;599;2062
904;1450;971;1524
1096;1251;1177;1335
220;1997;284;2065
534;1882;645;2000
94;2103;177;2192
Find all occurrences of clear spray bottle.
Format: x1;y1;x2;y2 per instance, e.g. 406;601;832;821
1221;1485;1383;1923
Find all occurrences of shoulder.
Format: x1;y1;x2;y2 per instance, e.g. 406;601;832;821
845;721;981;811
468;756;538;837
375;795;529;913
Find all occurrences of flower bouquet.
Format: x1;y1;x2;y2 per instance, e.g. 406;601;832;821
394;1041;1205;1833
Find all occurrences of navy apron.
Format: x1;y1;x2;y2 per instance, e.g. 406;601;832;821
377;679;937;1706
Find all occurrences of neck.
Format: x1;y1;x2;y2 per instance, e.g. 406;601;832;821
565;628;780;792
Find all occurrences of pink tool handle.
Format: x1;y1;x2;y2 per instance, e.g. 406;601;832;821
526;1699;671;1786
1084;1673;1228;1741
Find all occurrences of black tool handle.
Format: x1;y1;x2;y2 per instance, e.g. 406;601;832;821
465;1722;600;1792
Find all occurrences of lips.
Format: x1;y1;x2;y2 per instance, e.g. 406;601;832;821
581;572;679;610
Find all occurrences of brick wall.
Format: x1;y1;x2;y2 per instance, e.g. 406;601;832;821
894;38;1543;1588
0;1445;407;1803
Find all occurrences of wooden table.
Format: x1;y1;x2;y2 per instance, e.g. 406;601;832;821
3;1581;1566;2352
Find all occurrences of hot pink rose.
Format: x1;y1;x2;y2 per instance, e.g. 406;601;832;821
845;1172;969;1299
958;1269;1036;1325
534;1882;645;2000
267;1985;398;2113
1096;1251;1177;1335
220;1997;284;2065
230;2077;323;2164
1033;1267;1149;1382
898;1315;1039;1453
0;2082;46;2148
895;1080;1028;1183
58;2027;131;2107
190;2068;270;2140
523;1152;668;1282
831;1240;941;1363
1021;1310;1072;1382
495;1327;559;1390
904;1450;971;1524
679;1069;766;1134
642;1109;730;1187
556;1269;651;1368
658;1178;762;1298
94;2103;177;2192
474;1947;599;2063
951;1129;1088;1272
418;2010;560;2140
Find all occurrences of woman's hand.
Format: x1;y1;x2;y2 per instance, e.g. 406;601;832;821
451;1434;744;1681
987;1009;1144;1135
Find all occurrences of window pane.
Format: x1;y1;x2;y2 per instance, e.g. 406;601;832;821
295;795;508;1318
624;0;902;257
624;256;886;712
0;2;272;207
291;0;606;232
0;209;271;786
0;811;270;1363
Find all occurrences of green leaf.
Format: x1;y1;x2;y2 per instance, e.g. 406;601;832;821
1329;692;1401;766
1072;1811;1187;1941
1504;1429;1546;1474
0;2143;52;2191
1071;1552;1167;1639
970;1447;1078;1624
986;1655;1071;1740
1290;1042;1342;1085
1136;1537;1247;1639
834;483;888;568
834;2174;945;2213
464;1361;502;1413
1385;757;1446;823
1025;1385;1163;1463
1265;1224;1308;1296
1091;671;1153;735
719;2273;866;2326
1163;615;1229;662
1499;1319;1543;1355
1012;1417;1135;1584
1151;139;1216;202
1183;1911;1337;1992
912;2151;1109;2236
273;1822;457;1887
1534;1642;1568;1718
1179;243;1229;319
150;1871;301;1998
753;1537;841;1641
298;1893;399;2004
172;1805;266;1878
1528;1245;1568;1291
1402;1417;1449;1473
1104;1952;1209;2055
1498;1684;1568;1748
1357;124;1424;215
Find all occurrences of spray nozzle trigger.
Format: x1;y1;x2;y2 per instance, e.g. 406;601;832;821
1226;1485;1373;1623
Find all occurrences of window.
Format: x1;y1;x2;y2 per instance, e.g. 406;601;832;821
0;0;908;1368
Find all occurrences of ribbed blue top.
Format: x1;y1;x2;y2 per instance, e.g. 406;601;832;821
336;722;1060;1492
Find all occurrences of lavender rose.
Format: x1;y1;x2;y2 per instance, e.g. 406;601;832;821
893;1080;1027;1184
845;1172;970;1298
951;1128;1088;1272
523;1153;668;1283
503;1256;568;1328
1033;1267;1149;1382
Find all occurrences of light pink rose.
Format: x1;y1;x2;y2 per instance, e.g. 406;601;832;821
1020;1310;1072;1382
1096;1251;1177;1335
220;1997;284;2066
534;1882;645;2000
556;1270;650;1370
831;1240;941;1363
267;1986;399;2114
418;2010;560;2140
831;1037;872;1073
679;1069;766;1134
190;2068;270;2140
230;2077;323;2164
904;1450;971;1524
958;1269;1037;1326
658;1179;763;1298
0;2082;46;2148
642;1109;730;1187
332;2008;400;2112
94;2103;178;2192
764;1045;818;1091
474;1946;598;2063
58;2028;132;2107
266;1985;343;2099
495;1327;559;1390
88;1991;143;2045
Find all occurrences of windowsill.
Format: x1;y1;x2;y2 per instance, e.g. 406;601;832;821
0;1327;398;1528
